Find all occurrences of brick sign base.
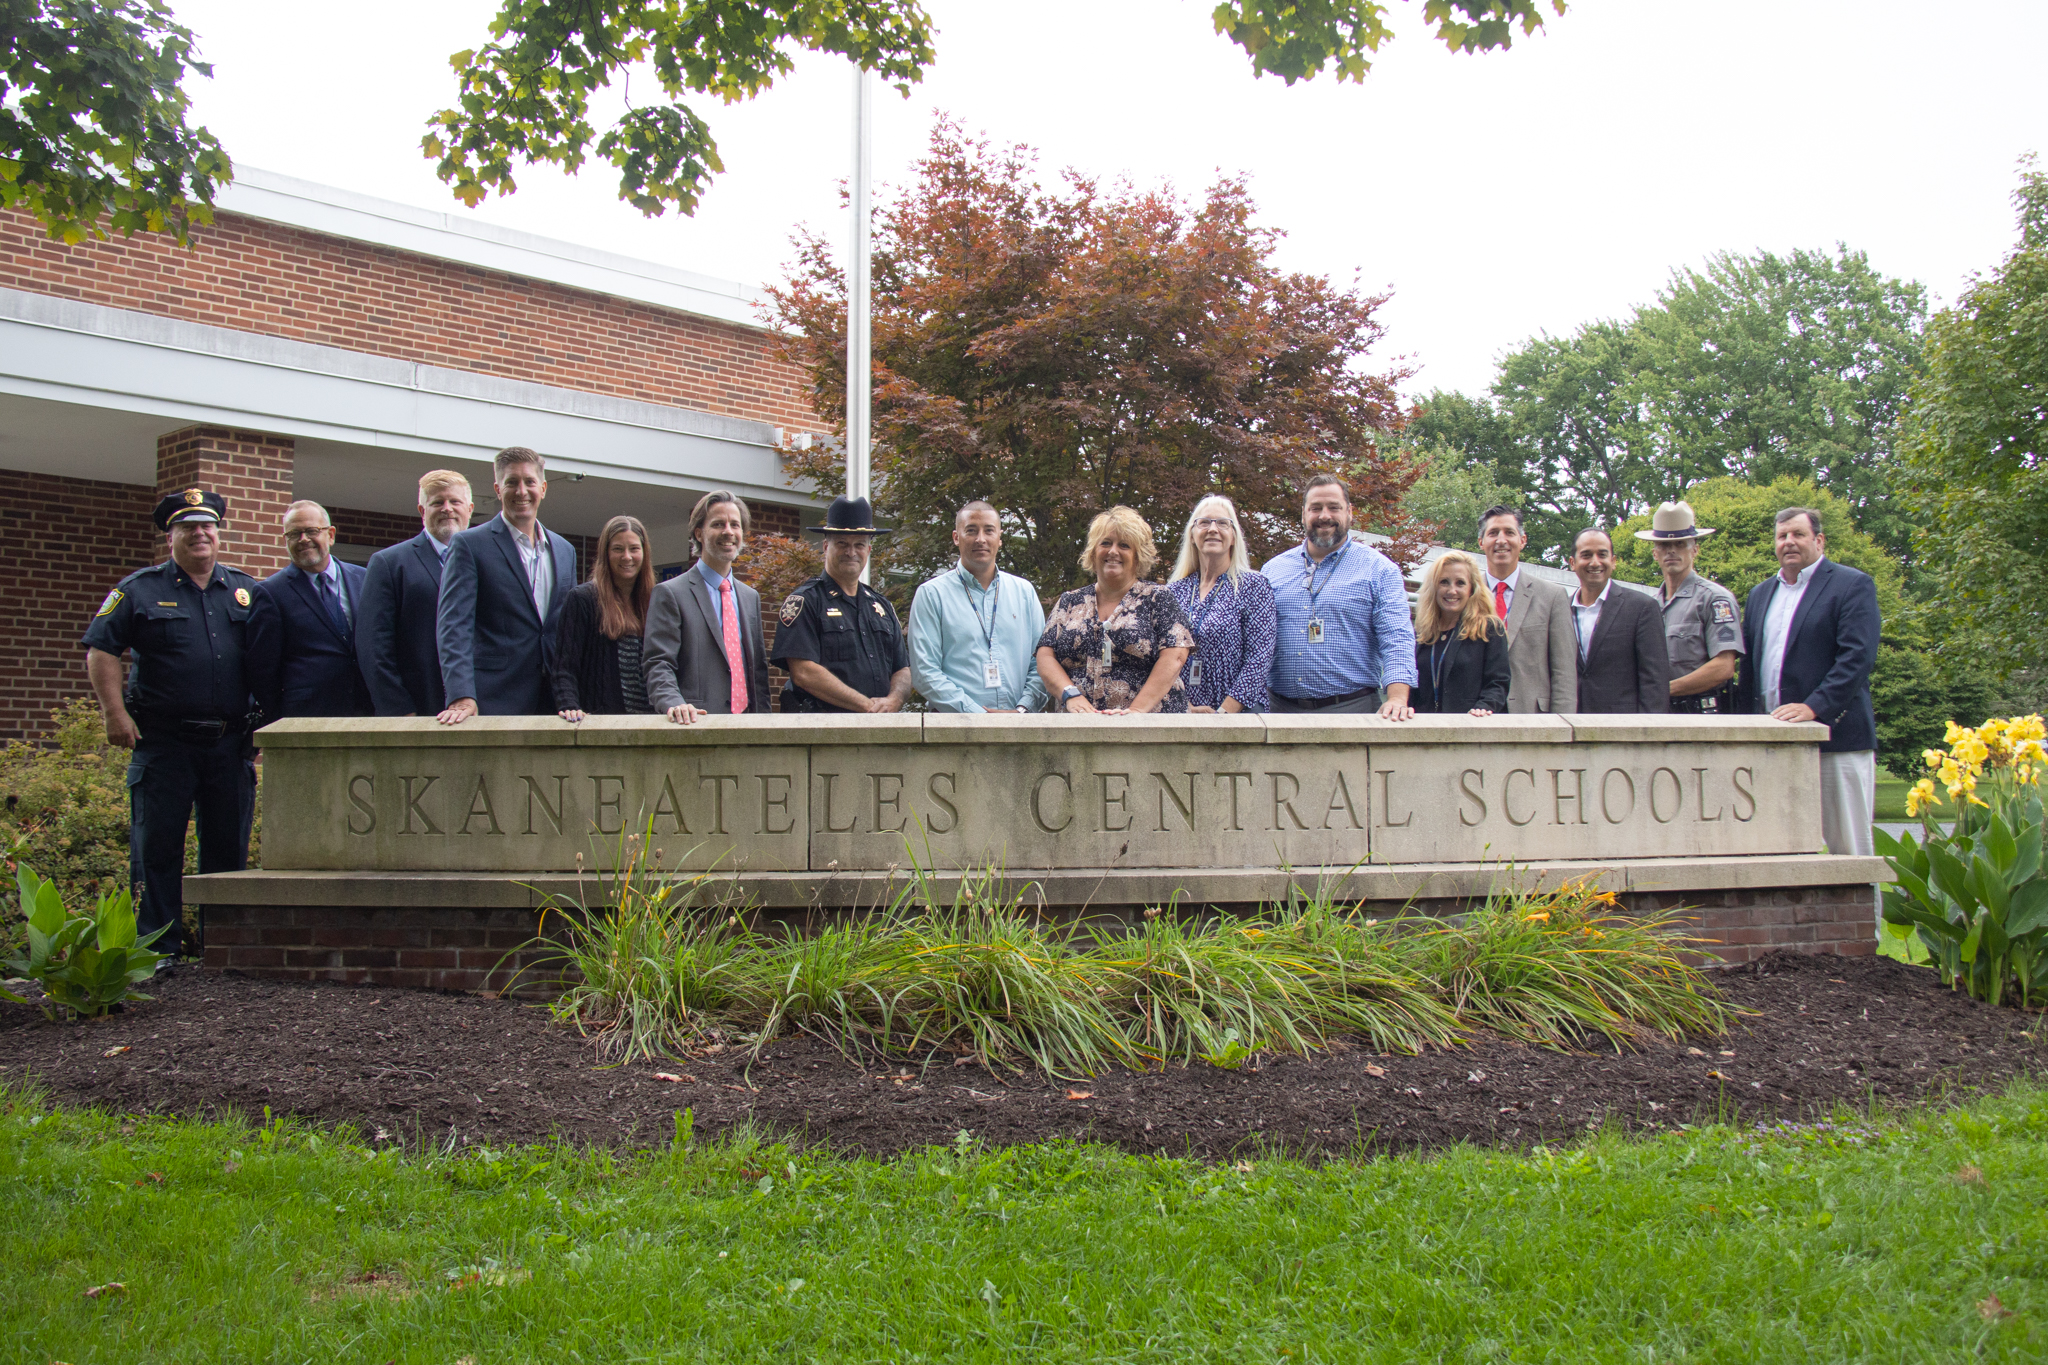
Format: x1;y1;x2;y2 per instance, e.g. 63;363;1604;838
200;882;1877;997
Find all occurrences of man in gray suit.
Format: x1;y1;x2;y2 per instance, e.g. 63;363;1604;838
1478;506;1577;714
644;489;771;724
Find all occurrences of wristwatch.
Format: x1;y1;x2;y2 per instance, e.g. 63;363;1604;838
1059;685;1084;708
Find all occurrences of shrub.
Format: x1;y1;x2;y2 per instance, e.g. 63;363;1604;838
2;862;167;1019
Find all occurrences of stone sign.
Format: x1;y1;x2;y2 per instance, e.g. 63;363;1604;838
256;713;1825;874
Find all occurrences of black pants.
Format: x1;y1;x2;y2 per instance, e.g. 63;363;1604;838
127;729;255;956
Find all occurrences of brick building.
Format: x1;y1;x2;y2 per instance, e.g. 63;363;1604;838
0;168;825;741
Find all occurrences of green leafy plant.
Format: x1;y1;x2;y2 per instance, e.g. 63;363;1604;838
2;862;167;1018
1878;716;2048;1007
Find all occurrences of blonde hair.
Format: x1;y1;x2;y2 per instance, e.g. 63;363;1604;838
1413;551;1496;643
1079;505;1159;578
1169;495;1250;585
418;470;472;503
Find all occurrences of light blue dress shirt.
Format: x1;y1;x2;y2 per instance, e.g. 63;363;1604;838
1262;538;1419;700
301;555;349;622
908;563;1050;713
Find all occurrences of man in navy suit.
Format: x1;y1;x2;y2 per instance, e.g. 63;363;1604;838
245;500;373;720
357;469;474;715
1736;506;1882;856
435;446;578;721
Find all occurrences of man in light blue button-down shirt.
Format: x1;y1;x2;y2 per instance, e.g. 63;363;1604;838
908;501;1049;713
1262;475;1417;719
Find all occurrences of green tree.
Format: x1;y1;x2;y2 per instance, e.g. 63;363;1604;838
764;123;1423;601
1400;440;1514;550
429;1;1566;217
1611;476;1997;775
1412;246;1927;564
1898;159;2048;690
0;0;231;244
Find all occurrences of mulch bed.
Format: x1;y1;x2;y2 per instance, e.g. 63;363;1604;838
2;952;2042;1159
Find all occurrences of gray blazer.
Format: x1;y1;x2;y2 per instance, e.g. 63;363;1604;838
1501;572;1578;715
643;566;771;713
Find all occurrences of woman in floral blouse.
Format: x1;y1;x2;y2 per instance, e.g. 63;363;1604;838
1166;494;1277;713
1036;506;1195;714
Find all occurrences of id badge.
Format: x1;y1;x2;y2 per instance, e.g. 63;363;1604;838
1307;617;1325;645
1100;633;1114;667
1189;658;1204;688
984;657;1002;688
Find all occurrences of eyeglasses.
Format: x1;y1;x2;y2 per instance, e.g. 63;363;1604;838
283;527;332;542
1193;518;1234;530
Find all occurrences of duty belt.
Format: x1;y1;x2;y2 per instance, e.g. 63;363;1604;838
135;712;245;741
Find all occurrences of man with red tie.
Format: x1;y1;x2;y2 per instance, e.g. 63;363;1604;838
643;489;771;723
1477;505;1577;714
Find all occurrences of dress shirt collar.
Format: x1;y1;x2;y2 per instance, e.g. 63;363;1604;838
1574;580;1612;608
697;558;735;594
427;529;454;560
499;511;544;551
956;560;1001;593
299;556;341;590
1485;565;1522;593
1778;556;1824;588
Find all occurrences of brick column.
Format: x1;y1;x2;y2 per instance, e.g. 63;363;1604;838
156;427;295;576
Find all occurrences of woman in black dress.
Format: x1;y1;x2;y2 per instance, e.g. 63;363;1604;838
553;515;655;720
1036;505;1194;714
1411;551;1511;716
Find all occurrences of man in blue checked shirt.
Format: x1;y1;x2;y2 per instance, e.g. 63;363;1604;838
1261;474;1418;719
908;500;1049;712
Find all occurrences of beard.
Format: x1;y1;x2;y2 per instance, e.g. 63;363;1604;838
1307;522;1345;552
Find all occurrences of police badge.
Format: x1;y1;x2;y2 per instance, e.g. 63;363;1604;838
779;594;805;627
183;488;205;506
235;587;252;607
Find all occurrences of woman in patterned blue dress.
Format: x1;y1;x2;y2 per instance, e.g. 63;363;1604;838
1166;495;1277;713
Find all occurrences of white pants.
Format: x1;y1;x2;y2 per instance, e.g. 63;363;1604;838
1820;749;1876;857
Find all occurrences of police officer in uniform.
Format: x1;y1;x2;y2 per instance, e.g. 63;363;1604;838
1637;500;1745;714
770;496;913;713
82;489;260;960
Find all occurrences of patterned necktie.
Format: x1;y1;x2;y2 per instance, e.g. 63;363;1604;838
1494;580;1509;620
721;578;747;714
318;573;349;638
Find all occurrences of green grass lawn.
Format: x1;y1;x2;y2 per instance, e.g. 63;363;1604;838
6;1086;2047;1363
1877;773;1911;821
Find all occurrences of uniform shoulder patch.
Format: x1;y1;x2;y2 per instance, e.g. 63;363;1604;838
1711;598;1736;625
95;589;123;617
779;593;806;627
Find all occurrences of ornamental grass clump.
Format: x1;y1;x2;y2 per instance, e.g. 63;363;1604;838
1880;715;2048;1006
1397;880;1731;1048
524;834;1730;1075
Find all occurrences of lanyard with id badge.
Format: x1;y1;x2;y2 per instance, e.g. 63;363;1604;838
972;572;1003;689
1186;577;1229;691
1303;542;1348;645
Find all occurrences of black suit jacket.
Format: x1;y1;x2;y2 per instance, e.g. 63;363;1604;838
357;531;449;716
245;561;373;721
642;566;771;714
1413;620;1512;714
1736;558;1880;753
436;517;577;715
1574;585;1670;714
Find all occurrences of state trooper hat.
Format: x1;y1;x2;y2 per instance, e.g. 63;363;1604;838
1634;500;1716;541
153;487;227;532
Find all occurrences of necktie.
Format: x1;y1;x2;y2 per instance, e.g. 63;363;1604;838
721;578;747;714
1494;580;1509;620
318;573;349;638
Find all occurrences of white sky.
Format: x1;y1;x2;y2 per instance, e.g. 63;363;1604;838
176;0;2047;399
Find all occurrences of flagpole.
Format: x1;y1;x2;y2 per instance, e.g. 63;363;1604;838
846;61;873;511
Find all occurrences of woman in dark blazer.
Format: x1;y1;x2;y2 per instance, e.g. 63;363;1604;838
1411;551;1512;715
553;516;655;719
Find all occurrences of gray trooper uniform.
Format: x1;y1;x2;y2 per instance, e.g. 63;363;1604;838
1659;571;1745;714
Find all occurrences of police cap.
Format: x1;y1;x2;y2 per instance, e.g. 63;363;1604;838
153;488;226;532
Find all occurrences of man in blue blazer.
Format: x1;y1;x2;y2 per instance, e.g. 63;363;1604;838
435;447;578;720
356;470;474;715
1735;506;1882;857
245;500;373;721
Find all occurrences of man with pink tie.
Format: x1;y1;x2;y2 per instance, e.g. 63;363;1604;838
642;490;771;723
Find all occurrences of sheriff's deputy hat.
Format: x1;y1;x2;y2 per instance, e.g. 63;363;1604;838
803;494;890;538
153;487;226;531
